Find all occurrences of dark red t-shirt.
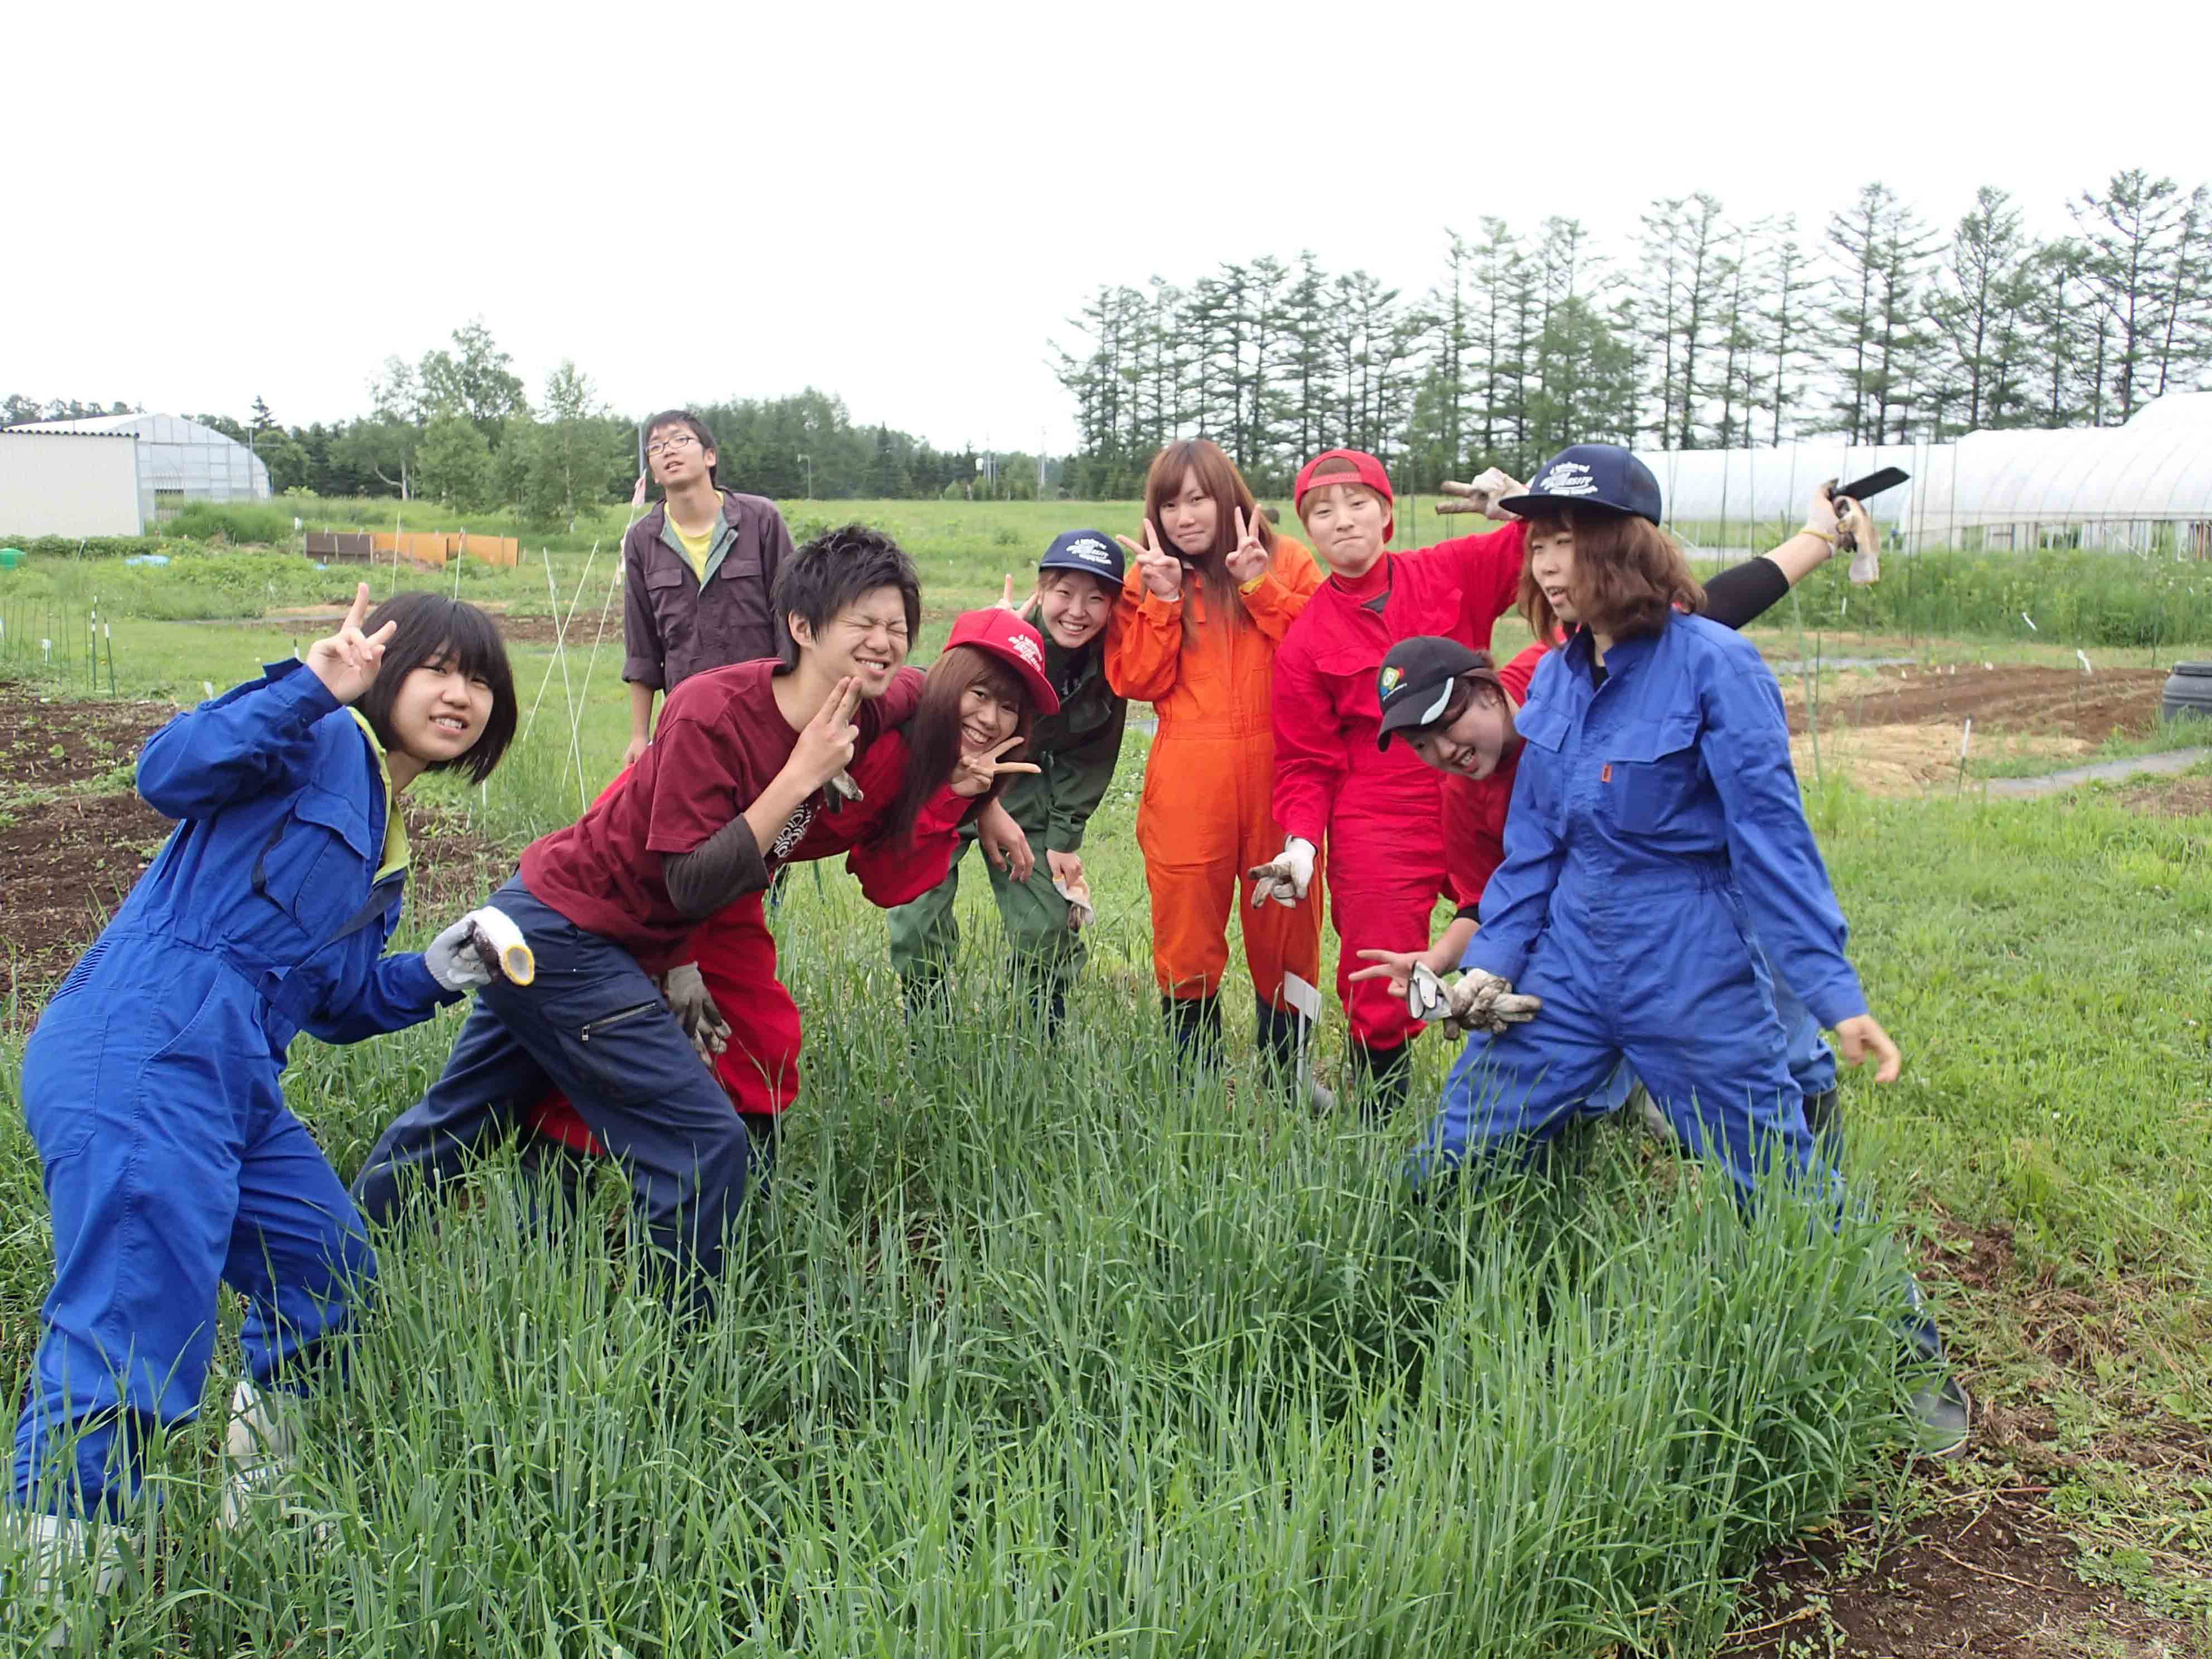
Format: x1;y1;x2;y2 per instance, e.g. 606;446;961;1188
520;658;922;972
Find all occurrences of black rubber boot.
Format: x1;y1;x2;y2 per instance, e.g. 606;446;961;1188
1803;1087;1842;1154
1030;976;1068;1033
1163;993;1223;1076
1348;1039;1413;1122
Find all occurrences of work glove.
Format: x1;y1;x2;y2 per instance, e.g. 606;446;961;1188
425;908;534;993
1440;968;1542;1035
1435;468;1523;520
823;768;864;813
659;962;731;1059
1406;962;1448;1022
1838;496;1881;586
1247;837;1317;909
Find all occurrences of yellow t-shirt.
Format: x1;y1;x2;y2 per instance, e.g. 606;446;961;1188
345;707;411;882
668;508;716;583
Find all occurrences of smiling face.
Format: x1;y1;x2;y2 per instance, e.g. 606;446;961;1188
1036;570;1113;649
646;420;715;489
1157;467;1221;561
1300;482;1389;578
794;583;911;696
1526;520;1583;627
387;652;497;769
958;671;1022;756
1405;680;1517;780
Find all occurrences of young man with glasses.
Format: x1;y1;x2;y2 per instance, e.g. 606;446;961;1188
622;410;798;769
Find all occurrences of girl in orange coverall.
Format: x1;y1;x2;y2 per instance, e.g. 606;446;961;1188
1105;438;1325;1078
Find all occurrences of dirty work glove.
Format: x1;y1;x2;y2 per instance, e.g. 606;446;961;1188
823;769;864;813
425;913;499;992
1441;968;1542;1035
1248;837;1317;909
659;963;730;1059
1435;468;1524;520
1837;496;1881;586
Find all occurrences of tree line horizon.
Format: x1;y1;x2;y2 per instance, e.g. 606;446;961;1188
9;171;2205;517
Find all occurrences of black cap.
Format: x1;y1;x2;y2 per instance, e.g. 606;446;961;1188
1498;443;1663;525
1037;528;1123;583
1375;636;1487;750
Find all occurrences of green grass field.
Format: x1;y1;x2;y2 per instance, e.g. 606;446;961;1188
1;502;2208;1653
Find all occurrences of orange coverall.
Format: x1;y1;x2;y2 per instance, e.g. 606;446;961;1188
1105;540;1325;1010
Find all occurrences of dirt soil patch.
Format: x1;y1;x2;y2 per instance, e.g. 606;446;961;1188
1730;1471;2203;1657
2108;774;2212;818
1786;664;2168;744
0;687;177;795
491;609;623;649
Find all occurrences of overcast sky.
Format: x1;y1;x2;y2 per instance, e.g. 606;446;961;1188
10;0;2206;453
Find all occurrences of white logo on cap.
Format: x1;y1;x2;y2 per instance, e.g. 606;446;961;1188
1068;537;1111;565
1011;633;1044;670
1537;461;1599;497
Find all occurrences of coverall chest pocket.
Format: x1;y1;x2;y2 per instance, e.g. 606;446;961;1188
1607;715;1705;833
254;787;373;933
1511;701;1571;829
646;564;695;656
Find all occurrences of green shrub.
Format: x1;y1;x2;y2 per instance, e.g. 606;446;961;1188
168;500;299;546
0;535;167;560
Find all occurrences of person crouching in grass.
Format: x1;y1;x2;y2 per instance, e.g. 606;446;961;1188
347;528;1036;1311
889;530;1127;1030
519;606;1060;1178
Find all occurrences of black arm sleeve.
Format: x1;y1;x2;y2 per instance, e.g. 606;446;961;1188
1453;901;1481;924
662;816;770;919
1702;556;1790;631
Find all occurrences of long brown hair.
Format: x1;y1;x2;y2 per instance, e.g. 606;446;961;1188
1142;439;1277;634
1520;505;1705;646
885;644;1035;841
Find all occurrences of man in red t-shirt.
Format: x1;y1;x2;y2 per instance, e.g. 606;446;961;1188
352;526;974;1306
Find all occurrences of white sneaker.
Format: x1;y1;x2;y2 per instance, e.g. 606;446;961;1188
2;1510;123;1650
220;1379;299;1532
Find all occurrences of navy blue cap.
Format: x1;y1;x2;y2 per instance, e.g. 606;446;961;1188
1037;528;1123;583
1498;444;1663;525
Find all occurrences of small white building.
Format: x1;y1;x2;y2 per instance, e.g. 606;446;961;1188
12;412;270;526
0;429;145;537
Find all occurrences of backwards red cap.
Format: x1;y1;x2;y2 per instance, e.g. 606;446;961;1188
942;608;1061;716
1294;449;1394;541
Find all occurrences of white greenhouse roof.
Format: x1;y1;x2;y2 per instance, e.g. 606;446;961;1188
1636;393;2212;549
16;411;269;505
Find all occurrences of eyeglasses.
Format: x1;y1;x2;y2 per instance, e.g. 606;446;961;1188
646;434;698;458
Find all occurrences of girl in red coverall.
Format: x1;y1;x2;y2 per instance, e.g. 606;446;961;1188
1262;449;1528;1113
523;608;1059;1171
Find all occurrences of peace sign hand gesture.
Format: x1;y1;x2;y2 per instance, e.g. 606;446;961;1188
951;734;1042;797
1114;518;1185;602
305;583;397;707
1224;506;1269;584
790;676;863;792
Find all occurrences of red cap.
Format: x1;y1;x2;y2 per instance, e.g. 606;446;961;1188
1294;449;1395;541
942;608;1060;716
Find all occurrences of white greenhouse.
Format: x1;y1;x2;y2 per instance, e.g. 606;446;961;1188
13;412;270;525
1634;392;2212;560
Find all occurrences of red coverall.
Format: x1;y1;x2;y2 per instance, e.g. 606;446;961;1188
1105;541;1325;1010
1269;523;1528;1051
527;727;970;1153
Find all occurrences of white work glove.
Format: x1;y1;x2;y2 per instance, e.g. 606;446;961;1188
1440;968;1543;1035
1435;468;1523;520
659;962;730;1059
425;914;497;992
1246;837;1317;909
1838;496;1881;586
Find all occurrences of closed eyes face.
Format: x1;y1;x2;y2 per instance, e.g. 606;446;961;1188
795;585;911;695
1301;483;1387;576
1406;691;1512;780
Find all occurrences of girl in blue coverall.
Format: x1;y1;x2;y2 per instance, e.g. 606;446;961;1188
4;585;517;1621
1414;445;1970;1453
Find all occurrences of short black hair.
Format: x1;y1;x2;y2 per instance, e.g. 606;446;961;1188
353;593;518;784
643;409;719;488
770;524;923;669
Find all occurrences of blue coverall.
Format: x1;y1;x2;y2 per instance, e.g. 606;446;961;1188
8;662;457;1517
1416;615;1863;1197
